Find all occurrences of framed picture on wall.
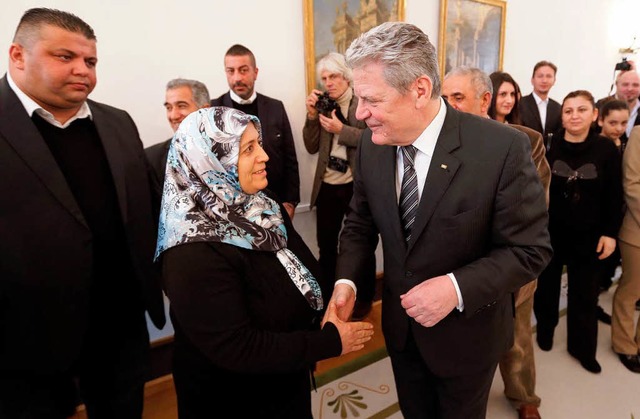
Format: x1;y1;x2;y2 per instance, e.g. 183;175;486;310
303;0;405;93
438;0;506;78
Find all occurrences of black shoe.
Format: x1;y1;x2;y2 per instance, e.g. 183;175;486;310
597;306;611;325
579;358;602;374
536;330;553;351
618;353;640;373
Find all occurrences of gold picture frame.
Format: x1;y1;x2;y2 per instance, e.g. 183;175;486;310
303;0;406;93
438;0;506;79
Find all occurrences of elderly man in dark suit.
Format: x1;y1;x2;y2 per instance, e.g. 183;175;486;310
0;8;164;418
518;60;562;147
326;22;552;419
211;44;300;219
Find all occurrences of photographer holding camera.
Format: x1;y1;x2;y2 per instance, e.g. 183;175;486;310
303;52;374;319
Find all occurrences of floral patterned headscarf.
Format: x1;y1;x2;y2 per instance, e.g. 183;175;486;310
155;107;322;310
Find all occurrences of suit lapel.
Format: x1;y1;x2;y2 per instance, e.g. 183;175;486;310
89;101;129;223
406;105;461;253
0;76;88;228
527;95;543;133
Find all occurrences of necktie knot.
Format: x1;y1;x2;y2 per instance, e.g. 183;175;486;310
401;145;417;168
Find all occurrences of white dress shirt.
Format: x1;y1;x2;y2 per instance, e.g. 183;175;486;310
7;72;92;128
626;100;640;138
533;92;548;132
229;89;257;105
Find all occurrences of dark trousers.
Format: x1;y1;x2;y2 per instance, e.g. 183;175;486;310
0;310;150;419
316;182;353;285
534;243;601;361
387;327;497;419
315;182;376;303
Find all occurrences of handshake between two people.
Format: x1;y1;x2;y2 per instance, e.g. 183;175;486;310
322;275;460;354
321;283;374;356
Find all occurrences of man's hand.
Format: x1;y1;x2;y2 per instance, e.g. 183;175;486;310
282;202;295;220
322;283;355;325
400;275;458;327
319;110;344;134
323;301;374;355
305;89;323;119
596;235;616;260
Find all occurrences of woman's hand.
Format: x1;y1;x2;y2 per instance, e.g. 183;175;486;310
323;301;374;355
596;235;616;260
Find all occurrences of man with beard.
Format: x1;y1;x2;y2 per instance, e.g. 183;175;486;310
211;44;300;219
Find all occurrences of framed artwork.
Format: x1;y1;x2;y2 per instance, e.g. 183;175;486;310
303;0;405;93
438;0;506;78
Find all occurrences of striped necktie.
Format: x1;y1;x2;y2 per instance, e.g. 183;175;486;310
399;145;419;242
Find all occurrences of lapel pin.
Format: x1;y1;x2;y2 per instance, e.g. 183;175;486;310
440;164;448;170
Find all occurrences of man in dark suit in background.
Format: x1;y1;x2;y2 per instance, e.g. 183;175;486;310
0;8;164;418
327;22;552;418
519;60;562;147
211;44;300;218
145;78;210;184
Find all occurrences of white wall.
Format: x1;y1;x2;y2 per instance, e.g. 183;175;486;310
1;0;638;208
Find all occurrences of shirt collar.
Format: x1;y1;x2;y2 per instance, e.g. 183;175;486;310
7;72;92;129
230;89;257;105
533;92;548;105
411;97;447;157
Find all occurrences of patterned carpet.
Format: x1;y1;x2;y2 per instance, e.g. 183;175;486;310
312;352;401;419
310;273;576;419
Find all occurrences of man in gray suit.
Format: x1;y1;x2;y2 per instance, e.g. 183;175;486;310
326;23;551;418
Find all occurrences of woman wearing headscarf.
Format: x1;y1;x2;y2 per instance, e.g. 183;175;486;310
156;107;373;418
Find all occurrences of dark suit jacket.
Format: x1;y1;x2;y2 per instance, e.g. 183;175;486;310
145;137;171;186
302;92;366;207
337;102;552;377
519;93;562;140
0;75;165;373
211;92;300;204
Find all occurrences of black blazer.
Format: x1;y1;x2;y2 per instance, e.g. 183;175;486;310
519;93;562;140
337;102;552;377
211;92;300;204
145;137;171;186
0;75;165;373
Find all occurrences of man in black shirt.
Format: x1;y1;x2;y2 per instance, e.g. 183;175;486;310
0;8;164;418
211;44;300;218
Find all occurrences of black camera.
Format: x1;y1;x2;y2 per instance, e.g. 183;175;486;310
314;92;348;124
327;156;349;173
615;58;632;71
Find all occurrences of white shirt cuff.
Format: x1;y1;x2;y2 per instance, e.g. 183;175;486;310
335;279;357;297
447;273;464;311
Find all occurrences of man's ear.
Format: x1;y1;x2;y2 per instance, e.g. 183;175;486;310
9;43;26;70
480;92;492;115
414;75;433;107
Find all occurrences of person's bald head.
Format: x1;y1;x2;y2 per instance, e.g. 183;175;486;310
615;70;640;107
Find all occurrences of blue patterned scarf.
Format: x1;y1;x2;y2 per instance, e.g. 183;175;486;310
155;107;323;310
